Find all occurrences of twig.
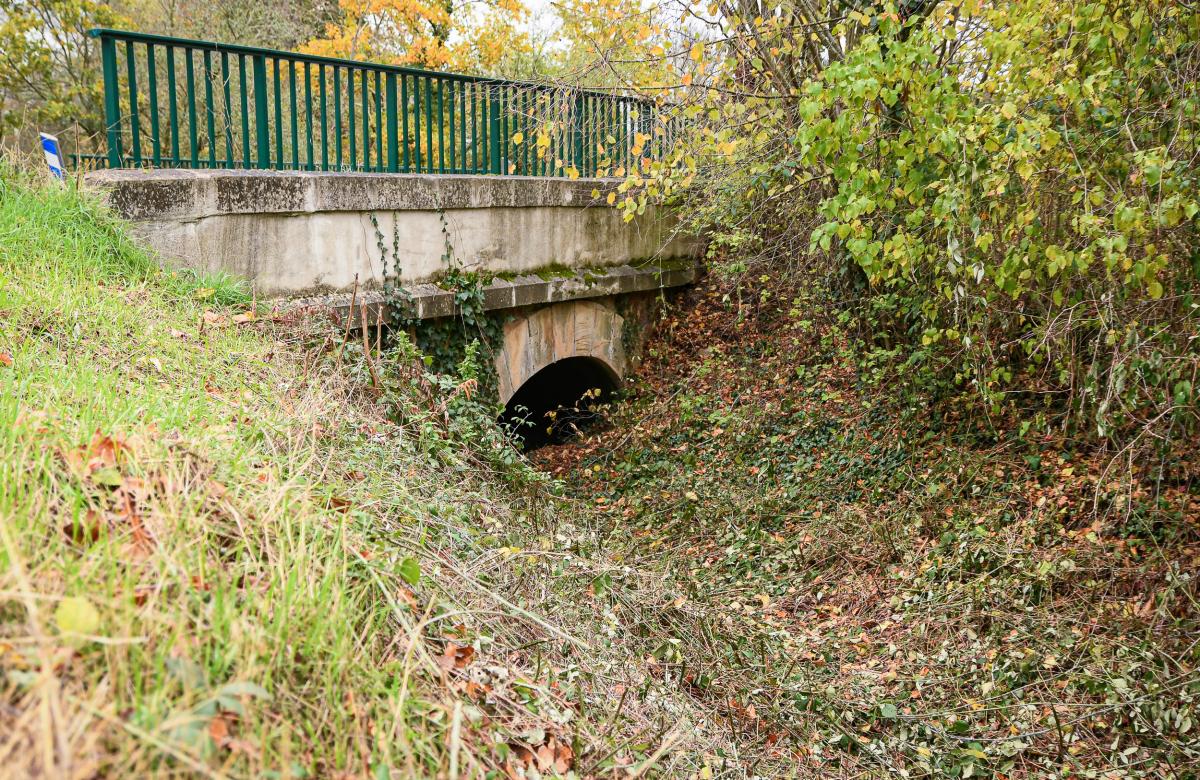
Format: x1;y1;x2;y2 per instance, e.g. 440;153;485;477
335;275;359;369
360;301;381;389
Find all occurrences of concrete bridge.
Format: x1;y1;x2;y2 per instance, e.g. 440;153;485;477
87;169;700;409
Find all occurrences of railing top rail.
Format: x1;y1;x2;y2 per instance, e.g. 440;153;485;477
87;28;656;105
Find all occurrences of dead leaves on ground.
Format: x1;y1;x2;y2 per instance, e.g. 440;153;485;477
507;734;574;778
57;430;155;552
200;308;279;332
430;633;579;777
437;642;476;672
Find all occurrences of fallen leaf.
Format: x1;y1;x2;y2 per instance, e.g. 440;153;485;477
209;714;231;746
553;739;574;773
0;351;12;367
399;557;421;586
201;310;228;328
535;744;554;771
437;642;474;671
55;596;100;639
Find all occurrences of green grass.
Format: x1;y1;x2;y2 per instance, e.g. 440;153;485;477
0;172;463;776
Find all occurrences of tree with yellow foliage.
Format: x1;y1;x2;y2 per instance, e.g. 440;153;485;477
301;0;530;73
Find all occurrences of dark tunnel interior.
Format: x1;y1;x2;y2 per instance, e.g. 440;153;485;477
499;357;620;449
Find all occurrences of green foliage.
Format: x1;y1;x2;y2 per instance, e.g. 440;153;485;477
0;0;121;150
630;0;1200;466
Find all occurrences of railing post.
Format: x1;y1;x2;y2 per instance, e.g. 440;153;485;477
99;34;123;167
123;42;141;165
385;72;399;173
572;89;584;175
488;84;501;175
252;54;270;168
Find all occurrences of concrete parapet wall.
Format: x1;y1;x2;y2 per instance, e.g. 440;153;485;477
85;169;699;297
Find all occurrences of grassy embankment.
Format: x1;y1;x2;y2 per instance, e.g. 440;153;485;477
0;173;746;778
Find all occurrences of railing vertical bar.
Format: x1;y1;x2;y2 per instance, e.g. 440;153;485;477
536;88;544;177
500;85;509;174
306;63;315;170
124;41;142;165
319;64;328;170
348;68;357;168
202;50;217;168
470;82;478;173
252;54;270;168
607;92;616;175
556;89;565;176
99;35;123;167
413;75;423;172
166;46;179;165
290;62;300;169
360;70;367;171
578;91;586;175
517;88;526;175
589;95;597;176
238;54;251;167
219;51;234;166
436;78;445;174
185;49;198;166
333;66;342;169
147;44;161;166
374;71;383;172
385;71;398;173
488;82;500;175
447;80;456;172
536;89;543;175
273;59;284;168
620;98;627;171
458;82;467;173
401;73;411;172
423;77;433;174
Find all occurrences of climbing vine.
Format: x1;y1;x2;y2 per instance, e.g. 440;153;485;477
373;209;507;405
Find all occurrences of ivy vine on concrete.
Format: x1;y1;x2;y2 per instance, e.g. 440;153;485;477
372;209;506;405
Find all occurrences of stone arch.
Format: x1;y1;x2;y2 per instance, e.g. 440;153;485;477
495;301;626;406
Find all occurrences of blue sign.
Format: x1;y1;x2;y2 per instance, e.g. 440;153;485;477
40;133;65;180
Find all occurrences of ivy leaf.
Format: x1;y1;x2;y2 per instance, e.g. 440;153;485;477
399;557;421;586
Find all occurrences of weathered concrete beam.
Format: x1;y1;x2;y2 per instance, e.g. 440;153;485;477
85;169;700;298
293;260;698;324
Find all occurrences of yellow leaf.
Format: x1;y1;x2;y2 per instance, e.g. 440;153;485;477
55;596;100;640
689;42;704;61
606;192;616;205
511;131;524;146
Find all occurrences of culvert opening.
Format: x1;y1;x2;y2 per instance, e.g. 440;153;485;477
500;357;620;449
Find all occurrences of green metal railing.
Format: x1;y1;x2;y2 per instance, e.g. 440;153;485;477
90;28;677;177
